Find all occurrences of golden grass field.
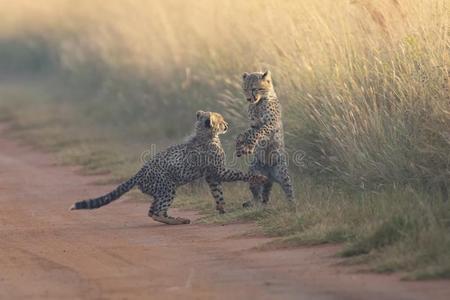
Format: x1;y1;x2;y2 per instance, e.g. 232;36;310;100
0;0;449;278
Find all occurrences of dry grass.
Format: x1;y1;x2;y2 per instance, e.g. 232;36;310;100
1;0;448;189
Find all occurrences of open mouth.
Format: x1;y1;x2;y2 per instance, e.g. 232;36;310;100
221;124;228;134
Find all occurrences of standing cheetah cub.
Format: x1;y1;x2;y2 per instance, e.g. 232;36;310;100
236;71;295;206
71;111;265;225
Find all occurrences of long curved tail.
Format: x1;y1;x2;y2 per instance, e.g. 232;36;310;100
70;176;138;210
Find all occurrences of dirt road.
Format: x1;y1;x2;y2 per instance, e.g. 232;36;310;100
0;130;449;300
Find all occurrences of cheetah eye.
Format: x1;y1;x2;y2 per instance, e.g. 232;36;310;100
204;119;211;128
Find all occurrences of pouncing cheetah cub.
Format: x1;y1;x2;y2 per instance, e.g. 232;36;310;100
236;71;295;206
70;111;266;225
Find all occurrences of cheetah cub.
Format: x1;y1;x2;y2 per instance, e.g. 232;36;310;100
236;71;295;206
71;111;265;225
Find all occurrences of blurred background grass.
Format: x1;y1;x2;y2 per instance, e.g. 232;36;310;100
0;0;448;279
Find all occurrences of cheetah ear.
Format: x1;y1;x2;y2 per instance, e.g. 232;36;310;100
205;113;216;128
262;70;271;81
242;72;249;80
196;110;205;120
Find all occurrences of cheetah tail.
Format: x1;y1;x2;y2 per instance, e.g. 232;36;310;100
69;176;137;210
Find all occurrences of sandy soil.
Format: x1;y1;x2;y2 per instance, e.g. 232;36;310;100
0;129;449;300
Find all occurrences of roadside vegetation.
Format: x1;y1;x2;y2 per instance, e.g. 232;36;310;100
0;0;448;279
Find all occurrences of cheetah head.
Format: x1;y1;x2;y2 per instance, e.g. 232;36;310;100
196;111;229;136
242;70;273;104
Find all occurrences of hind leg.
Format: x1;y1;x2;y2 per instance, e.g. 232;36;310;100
148;189;190;225
143;171;189;225
272;162;295;202
262;180;273;204
243;159;266;208
243;183;263;208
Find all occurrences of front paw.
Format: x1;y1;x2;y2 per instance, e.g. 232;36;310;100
235;133;253;157
216;203;226;214
249;174;268;185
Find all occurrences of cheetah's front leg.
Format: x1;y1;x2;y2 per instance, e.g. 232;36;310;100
235;132;255;157
206;176;225;214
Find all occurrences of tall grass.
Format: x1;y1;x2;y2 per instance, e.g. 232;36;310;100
1;0;448;189
0;0;449;278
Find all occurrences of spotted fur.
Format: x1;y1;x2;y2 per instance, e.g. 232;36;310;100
236;71;295;206
71;111;264;225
